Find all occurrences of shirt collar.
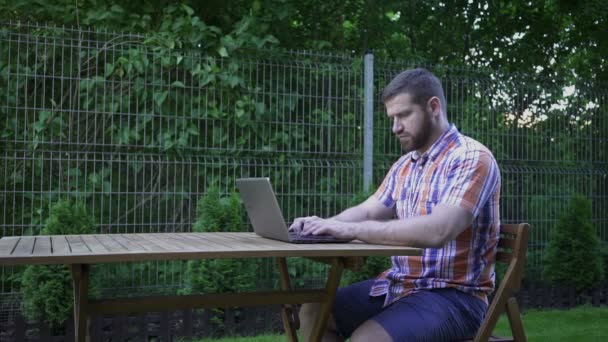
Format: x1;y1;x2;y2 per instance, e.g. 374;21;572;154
410;124;459;163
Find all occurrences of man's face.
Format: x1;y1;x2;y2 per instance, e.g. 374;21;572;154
385;93;433;153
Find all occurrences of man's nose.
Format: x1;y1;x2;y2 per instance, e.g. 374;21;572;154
392;119;403;134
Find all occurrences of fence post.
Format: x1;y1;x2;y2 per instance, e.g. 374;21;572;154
363;52;374;192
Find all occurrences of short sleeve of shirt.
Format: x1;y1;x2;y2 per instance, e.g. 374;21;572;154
438;149;500;218
374;157;407;209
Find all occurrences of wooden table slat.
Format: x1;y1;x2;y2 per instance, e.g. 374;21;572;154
66;236;92;254
194;232;265;250
80;235;110;254
33;236;52;255
131;234;174;251
91;235;128;253
182;233;237;250
11;236;36;256
173;233;234;251
110;235;148;253
142;234;197;251
121;234;166;252
0;237;20;256
51;236;71;255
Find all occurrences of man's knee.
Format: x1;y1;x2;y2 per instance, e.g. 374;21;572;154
299;303;338;331
299;303;319;326
350;319;392;342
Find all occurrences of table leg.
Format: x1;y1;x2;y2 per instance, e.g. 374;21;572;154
278;257;299;342
71;264;90;342
309;257;344;342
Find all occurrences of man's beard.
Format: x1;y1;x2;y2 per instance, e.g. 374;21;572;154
400;111;433;153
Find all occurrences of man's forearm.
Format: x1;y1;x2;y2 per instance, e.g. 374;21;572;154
352;215;449;248
331;204;370;222
350;204;473;248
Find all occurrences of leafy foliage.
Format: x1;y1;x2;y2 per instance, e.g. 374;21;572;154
181;187;260;334
20;199;97;326
543;196;604;290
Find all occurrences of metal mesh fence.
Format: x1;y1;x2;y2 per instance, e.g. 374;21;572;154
1;23;607;320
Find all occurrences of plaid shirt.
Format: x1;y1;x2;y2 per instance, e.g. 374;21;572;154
371;124;501;307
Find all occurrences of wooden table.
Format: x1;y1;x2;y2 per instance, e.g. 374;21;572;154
0;232;421;341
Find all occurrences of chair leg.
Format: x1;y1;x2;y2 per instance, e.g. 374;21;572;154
506;297;526;342
474;301;505;342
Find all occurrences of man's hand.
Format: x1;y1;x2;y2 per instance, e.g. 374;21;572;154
291;216;357;240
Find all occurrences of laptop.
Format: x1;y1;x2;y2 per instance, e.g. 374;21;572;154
235;178;350;244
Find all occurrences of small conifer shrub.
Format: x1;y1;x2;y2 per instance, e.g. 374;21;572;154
543;196;604;291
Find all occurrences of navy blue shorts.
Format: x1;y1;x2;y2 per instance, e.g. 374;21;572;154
331;279;487;341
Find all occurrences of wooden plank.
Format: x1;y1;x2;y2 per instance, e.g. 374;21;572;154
163;233;209;250
185;233;238;250
199;232;258;250
498;238;517;250
135;234;181;252
66;235;92;254
175;233;236;251
278;257;299;342
144;234;199;251
33;236;52;256
110;234;147;253
310;258;343;342
500;224;519;235
87;289;328;314
11;236;36;256
71;264;90;342
0;233;422;265
51;236;71;255
81;235;110;254
121;234;165;252
207;232;310;252
92;235;128;253
0;237;20;256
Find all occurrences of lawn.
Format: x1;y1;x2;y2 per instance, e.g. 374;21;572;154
187;305;607;342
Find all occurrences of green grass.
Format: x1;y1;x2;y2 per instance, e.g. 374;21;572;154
185;306;607;342
494;305;606;341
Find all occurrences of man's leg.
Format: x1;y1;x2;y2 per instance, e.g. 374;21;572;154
353;288;487;342
299;303;343;342
350;319;393;342
300;279;386;341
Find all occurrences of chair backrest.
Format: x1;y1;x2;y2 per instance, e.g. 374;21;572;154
495;223;530;292
472;223;530;342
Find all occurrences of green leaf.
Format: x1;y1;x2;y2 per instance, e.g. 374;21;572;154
102;181;112;194
88;173;100;185
39;111;52;122
217;46;228;57
104;63;115;77
154;91;168;107
187;125;199;136
182;4;194;16
66;168;82;178
171;81;185;88
129;161;144;173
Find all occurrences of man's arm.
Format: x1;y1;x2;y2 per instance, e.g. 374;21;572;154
332;195;394;222
289;195;394;232
300;204;473;248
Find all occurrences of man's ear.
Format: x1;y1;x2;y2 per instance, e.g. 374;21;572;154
428;96;442;117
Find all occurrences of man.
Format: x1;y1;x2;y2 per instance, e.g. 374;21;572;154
291;68;500;341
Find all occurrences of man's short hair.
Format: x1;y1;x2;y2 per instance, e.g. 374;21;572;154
382;68;447;114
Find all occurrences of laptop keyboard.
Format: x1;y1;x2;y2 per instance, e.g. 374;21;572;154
288;232;348;243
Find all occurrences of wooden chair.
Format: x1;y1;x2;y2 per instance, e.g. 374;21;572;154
464;223;530;342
